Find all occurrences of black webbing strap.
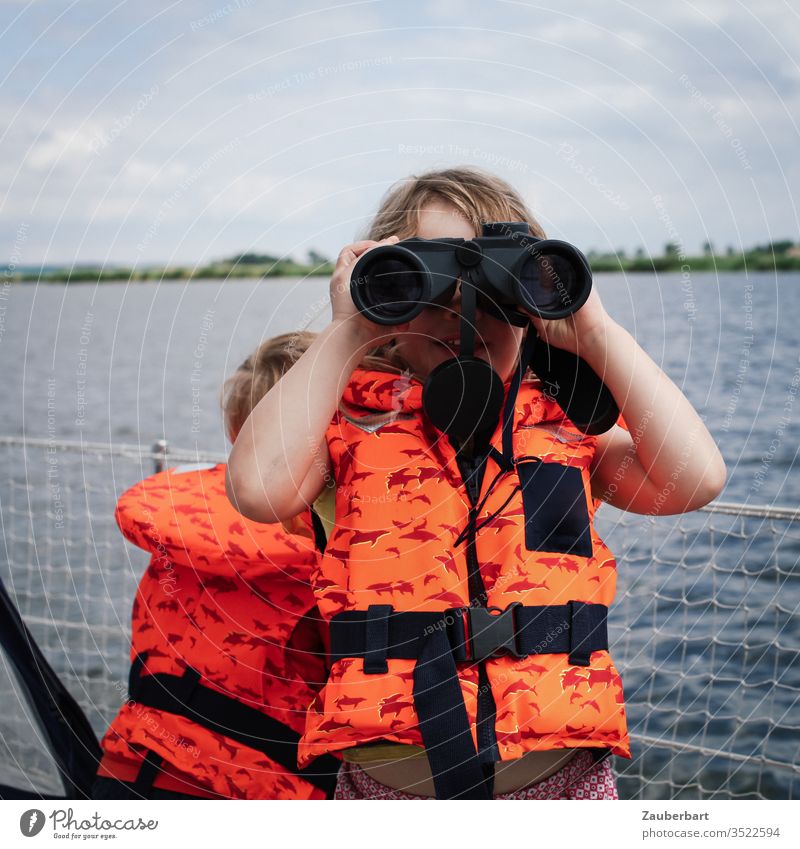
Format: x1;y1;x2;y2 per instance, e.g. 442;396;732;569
0;575;101;798
500;328;539;467
459;270;478;358
132;749;164;795
413;625;489;799
329;601;609;799
128;655;339;796
309;506;328;554
330;603;608;665
363;604;392;674
590;746;613;764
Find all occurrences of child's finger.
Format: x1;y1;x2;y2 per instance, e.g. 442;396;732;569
335;241;376;269
335;237;402;275
355;235;401;260
337;239;385;260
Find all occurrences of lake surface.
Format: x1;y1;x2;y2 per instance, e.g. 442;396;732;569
2;271;798;506
0;272;798;799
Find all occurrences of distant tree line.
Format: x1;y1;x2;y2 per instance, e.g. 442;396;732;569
7;240;800;283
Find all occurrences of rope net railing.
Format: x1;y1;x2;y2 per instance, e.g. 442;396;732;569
0;436;797;799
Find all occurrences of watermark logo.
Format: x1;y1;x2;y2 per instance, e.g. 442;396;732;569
19;809;45;837
17;808;160;837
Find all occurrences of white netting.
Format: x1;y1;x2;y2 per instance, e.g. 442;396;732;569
595;504;800;798
0;436;798;798
0;436;217;796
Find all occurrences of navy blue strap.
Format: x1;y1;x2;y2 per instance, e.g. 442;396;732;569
329;602;609;800
175;664;202;702
309;507;328;553
413;627;490;799
459;271;478;357
363;604;392;674
568;600;595;666
129;654;339;796
501;329;539;466
330;604;608;663
486;444;512;473
132;750;163;795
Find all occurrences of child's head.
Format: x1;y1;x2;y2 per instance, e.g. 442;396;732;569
365;166;545;243
364;166;545;384
222;331;316;442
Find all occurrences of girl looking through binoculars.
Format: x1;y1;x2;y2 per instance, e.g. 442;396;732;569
226;166;726;800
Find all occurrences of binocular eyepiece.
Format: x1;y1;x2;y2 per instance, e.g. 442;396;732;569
350;222;592;326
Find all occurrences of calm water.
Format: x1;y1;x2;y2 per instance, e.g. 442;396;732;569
1;272;798;506
0;272;798;798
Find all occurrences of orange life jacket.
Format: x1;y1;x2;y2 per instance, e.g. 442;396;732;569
298;368;630;798
100;462;338;799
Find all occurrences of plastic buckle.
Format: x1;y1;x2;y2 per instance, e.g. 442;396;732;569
467;604;523;661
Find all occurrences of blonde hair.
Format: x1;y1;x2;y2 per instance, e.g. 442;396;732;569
363;165;544;374
221;331;315;442
222;331;407;439
364;165;545;242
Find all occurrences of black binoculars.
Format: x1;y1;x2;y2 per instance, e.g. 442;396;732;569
350;221;592;325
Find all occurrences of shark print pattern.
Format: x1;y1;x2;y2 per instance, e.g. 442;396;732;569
298;370;630;768
100;464;330;800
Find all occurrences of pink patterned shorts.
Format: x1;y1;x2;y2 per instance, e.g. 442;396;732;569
334;749;619;800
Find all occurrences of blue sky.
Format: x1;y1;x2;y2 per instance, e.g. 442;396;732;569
1;0;798;265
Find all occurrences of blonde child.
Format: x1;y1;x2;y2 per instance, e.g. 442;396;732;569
96;331;339;799
226;167;726;799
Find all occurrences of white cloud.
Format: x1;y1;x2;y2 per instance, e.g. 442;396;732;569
1;0;798;263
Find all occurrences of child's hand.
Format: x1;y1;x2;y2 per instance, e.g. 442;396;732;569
329;236;409;344
525;285;613;359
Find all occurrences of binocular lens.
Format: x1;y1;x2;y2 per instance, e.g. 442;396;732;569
351;235;592;325
357;256;425;321
516;251;583;315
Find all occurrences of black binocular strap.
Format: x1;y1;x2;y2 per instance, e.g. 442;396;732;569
330;602;609;800
459;271;478;358
128;654;339;797
500;327;540;468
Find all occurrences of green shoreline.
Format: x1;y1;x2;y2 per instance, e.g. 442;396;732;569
6;245;800;283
